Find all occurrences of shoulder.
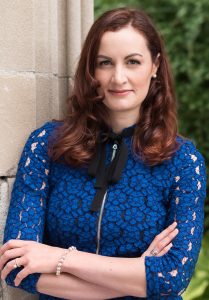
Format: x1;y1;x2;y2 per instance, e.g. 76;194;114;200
24;121;62;149
19;121;62;163
174;136;205;165
29;121;61;140
169;136;206;180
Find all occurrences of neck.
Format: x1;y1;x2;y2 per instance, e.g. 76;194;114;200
109;111;139;133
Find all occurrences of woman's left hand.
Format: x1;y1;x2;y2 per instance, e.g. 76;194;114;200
0;240;63;286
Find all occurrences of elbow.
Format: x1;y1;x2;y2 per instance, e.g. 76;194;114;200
134;290;147;298
169;276;190;297
158;275;190;298
116;279;146;298
145;255;194;298
128;282;147;298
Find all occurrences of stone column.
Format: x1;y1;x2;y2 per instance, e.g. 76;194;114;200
0;1;94;299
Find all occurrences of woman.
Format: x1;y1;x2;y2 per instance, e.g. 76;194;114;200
0;7;206;300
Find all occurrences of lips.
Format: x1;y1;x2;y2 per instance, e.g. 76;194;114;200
108;89;132;95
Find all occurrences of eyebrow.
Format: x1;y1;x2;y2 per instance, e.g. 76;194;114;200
96;53;143;59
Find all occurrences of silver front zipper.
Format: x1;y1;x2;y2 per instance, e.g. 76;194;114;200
96;143;118;254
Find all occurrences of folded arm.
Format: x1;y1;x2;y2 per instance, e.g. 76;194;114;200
37;273;127;300
0;220;178;297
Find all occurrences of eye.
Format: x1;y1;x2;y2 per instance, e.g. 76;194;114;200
127;59;141;65
97;60;112;67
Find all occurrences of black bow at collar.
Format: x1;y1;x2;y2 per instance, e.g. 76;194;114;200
88;126;135;212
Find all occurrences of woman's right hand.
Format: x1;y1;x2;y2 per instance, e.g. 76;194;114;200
141;221;178;258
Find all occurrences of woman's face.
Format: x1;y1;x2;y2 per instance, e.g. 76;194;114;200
95;26;158;121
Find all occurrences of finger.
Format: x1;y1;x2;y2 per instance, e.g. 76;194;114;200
1;257;25;281
145;223;178;256
0;240;27;255
155;222;177;242
155;228;179;254
14;267;30;287
0;248;24;270
145;223;177;254
149;222;177;249
158;242;173;256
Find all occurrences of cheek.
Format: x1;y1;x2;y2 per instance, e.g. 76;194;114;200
134;74;152;90
95;70;110;87
134;78;152;101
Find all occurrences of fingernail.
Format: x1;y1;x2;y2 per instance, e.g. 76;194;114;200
170;222;176;227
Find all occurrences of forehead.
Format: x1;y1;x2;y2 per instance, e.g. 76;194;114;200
97;26;150;57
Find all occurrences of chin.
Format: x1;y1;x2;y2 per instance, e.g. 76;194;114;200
104;101;130;110
105;105;129;112
105;101;139;112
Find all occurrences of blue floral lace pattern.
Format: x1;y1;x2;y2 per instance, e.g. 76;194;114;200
3;122;206;300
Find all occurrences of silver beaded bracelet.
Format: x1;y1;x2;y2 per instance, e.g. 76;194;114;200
56;246;77;276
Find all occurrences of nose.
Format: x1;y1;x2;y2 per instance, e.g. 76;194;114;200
111;65;127;85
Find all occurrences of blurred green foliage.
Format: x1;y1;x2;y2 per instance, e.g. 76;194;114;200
94;1;209;298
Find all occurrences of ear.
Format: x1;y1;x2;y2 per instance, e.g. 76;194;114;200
152;53;160;78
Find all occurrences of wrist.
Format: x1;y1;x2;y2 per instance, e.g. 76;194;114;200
62;248;79;273
56;246;77;276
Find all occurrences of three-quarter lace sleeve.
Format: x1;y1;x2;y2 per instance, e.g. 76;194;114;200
145;140;207;299
3;122;54;294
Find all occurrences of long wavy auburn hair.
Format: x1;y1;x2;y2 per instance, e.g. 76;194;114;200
50;7;179;166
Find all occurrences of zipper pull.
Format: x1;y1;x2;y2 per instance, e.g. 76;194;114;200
111;143;118;160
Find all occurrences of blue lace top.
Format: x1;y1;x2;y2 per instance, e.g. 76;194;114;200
3;121;206;300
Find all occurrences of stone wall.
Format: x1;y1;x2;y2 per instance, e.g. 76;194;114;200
0;1;94;299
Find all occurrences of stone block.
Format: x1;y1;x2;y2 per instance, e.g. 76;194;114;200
0;178;9;245
0;176;14;248
33;0;69;77
0;74;36;176
33;0;50;73
0;0;34;71
67;0;82;76
81;0;94;43
49;0;68;77
36;75;51;127
8;178;15;199
51;77;69;120
0;177;15;244
35;75;69;127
